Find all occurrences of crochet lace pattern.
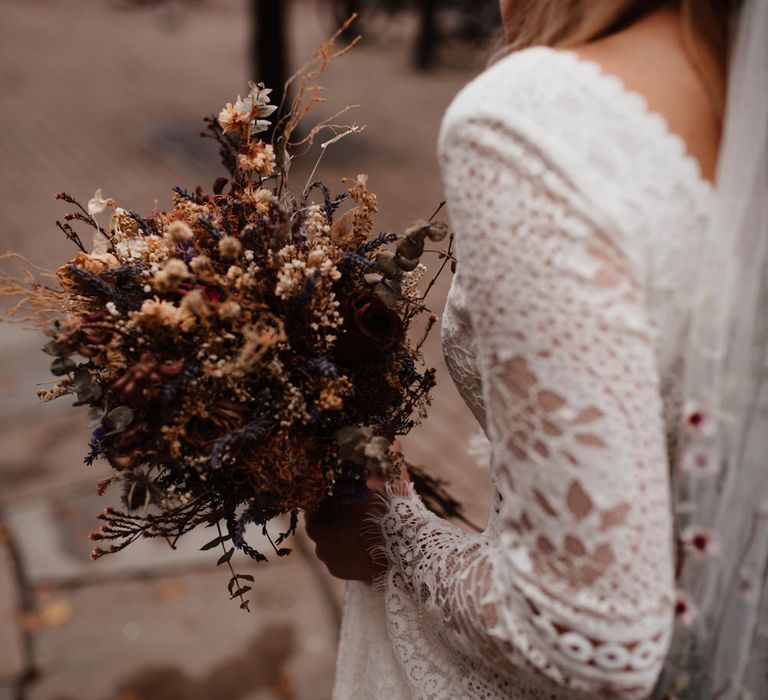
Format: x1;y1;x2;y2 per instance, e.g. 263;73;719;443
334;47;713;700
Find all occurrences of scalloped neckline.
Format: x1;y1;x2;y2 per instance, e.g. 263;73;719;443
539;46;716;197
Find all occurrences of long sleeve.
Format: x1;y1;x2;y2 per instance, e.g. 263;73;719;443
375;106;676;698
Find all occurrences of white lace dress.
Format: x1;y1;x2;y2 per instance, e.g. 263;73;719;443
332;47;713;700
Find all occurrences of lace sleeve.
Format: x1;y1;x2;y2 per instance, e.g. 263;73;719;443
375;114;676;699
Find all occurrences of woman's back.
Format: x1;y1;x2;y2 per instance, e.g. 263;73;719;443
570;6;723;184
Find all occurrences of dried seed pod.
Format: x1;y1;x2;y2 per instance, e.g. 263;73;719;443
425;221;449;242
404;220;431;240
375;250;400;278
397;236;424;260
396;255;420;272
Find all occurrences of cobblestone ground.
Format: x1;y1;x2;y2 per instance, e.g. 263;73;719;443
0;2;492;698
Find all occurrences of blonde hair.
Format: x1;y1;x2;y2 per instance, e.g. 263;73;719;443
505;1;736;62
499;0;740;118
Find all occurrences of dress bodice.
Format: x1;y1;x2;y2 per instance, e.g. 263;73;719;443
441;47;713;472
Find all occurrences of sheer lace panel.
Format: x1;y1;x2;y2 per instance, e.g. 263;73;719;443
376;116;676;699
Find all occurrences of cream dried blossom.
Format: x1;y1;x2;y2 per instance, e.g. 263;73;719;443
242;186;275;216
306;242;341;270
134;299;195;330
274;240;341;301
217;97;251;134
239;142;276;177
37;380;72;402
243;81;278;134
304;204;331;238
217;300;241;321
219;236;242;258
275;259;307;299
226;265;243;281
179;289;210;321
218;82;277;137
189;256;212;274
165;220;195;243
153;259;190;292
401;263;427;302
114;235;168;264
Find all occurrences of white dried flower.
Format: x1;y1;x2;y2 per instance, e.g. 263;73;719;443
153;258;190;292
189;256;211;273
219;236;242;258
166;220;195;243
105;301;120;317
218;301;241;320
180;289;210;319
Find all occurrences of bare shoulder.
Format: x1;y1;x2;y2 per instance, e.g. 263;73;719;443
566;9;722;182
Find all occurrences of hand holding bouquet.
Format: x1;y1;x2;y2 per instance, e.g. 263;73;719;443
1;20;464;609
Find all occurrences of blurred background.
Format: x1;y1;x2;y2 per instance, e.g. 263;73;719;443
0;1;500;698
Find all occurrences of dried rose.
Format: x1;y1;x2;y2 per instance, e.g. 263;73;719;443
334;291;404;365
112;352;184;403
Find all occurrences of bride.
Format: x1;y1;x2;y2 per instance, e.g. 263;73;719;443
308;1;768;698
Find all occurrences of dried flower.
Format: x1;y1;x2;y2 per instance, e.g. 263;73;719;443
218;99;250;134
134;299;195;330
335;291;404;365
166;220;194;243
219;236;242;259
179;289;210;320
218;300;241;320
1;28;460;613
239;142;276;177
153;259;190;292
217;82;277;137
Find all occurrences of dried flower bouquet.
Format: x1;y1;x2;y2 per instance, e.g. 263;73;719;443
0;19;464;610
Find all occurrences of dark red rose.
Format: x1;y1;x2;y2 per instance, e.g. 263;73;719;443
334;291;404;365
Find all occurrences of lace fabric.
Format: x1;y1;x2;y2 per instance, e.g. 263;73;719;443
333;47;714;699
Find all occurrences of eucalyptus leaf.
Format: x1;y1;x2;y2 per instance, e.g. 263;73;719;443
373;283;398;307
50;357;77;376
335;425;372;464
42;340;66;357
106;406;134;431
87;406;105;428
73;374;102;405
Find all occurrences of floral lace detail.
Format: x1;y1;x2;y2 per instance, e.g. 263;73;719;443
334;47;714;699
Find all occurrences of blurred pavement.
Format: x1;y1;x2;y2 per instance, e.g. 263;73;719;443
0;1;492;698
